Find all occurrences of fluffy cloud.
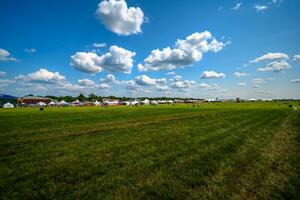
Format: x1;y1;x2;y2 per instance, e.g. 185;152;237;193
70;45;136;74
200;70;225;79
166;71;176;76
291;79;300;83
77;78;95;86
25;48;36;53
135;75;167;86
15;68;66;84
99;83;110;89
138;31;227;72
0;71;6;77
254;5;269;12
257;61;291;72
96;0;144;36
250;53;289;63
100;74;116;83
199;83;219;90
70;52;102;73
233;72;247;77
232;3;242;10
0;48;17;62
93;43;107;48
293;55;300;61
156;85;169;91
170;79;196;89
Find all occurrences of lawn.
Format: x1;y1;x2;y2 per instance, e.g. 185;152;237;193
0;102;299;199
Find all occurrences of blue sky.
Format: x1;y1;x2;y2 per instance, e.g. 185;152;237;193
0;0;299;99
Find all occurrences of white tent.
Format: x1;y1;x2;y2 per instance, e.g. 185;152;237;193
3;102;14;108
130;100;139;106
36;102;46;107
48;101;56;106
58;100;68;106
141;99;150;105
94;100;101;106
150;100;158;105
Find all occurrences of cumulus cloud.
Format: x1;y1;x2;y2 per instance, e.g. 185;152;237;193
15;68;66;84
100;74;116;83
77;78;95;86
138;31;227;72
257;61;291;72
70;45;136;74
199;83;219;90
291;79;300;83
93;43;107;48
99;83;110;89
254;5;269;12
233;72;247;77
0;48;17;62
0;71;6;77
232;3;242;10
170;79;196;89
250;53;289;63
293;55;300;61
25;48;36;53
156;85;169;91
135;74;167;86
166;71;176;76
96;0;144;35
200;70;225;79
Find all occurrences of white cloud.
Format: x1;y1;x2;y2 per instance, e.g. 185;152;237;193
138;31;227;72
0;71;6;77
77;78;95;86
233;72;247;77
200;70;225;79
156;85;169;91
135;75;167;86
257;61;291;72
232;3;242;10
70;45;136;74
252;78;264;84
250;52;289;63
0;48;17;62
135;75;156;85
70;52;102;74
93;43;107;48
291;79;300;83
199;83;219;90
293;55;300;61
170;80;196;89
99;83;110;89
100;74;116;83
96;0;144;36
254;4;269;12
25;48;36;53
166;71;176;76
237;82;247;86
15;68;66;84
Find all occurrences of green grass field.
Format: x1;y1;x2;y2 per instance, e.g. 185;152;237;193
0;103;300;199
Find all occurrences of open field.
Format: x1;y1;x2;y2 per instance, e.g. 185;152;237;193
0;102;300;199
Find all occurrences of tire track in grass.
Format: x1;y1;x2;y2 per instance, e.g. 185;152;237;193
0;110;268;198
83;111;278;199
131;110;283;199
223;111;300;200
0;110;257;163
188;110;287;199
